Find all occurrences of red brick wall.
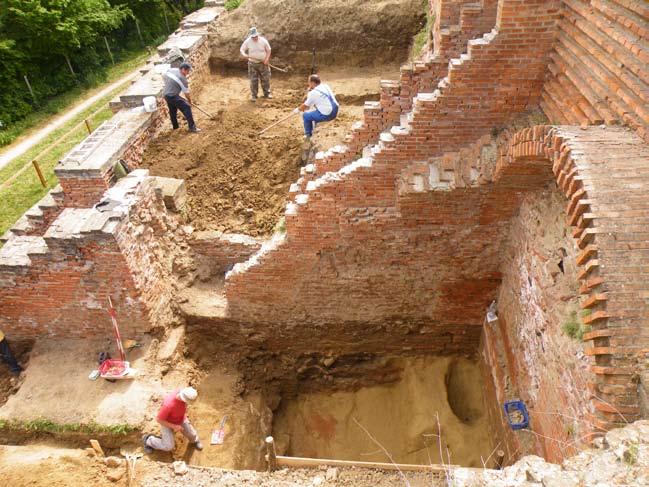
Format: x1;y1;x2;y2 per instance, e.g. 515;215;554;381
226;1;561;328
541;0;649;141
189;231;262;279
0;234;150;339
1;177;191;340
481;187;591;464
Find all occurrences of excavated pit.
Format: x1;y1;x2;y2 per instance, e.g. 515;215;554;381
272;356;494;468
140;68;395;237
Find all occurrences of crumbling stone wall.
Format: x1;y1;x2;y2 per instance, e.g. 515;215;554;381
0;172;191;339
0;7;221;339
481;186;591;463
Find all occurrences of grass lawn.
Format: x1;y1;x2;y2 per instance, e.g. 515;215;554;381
0;50;149;149
0;50;149;238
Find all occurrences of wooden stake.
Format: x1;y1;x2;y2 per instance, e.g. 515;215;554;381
104;37;115;65
84;119;92;134
32;160;47;188
24;75;36;103
265;436;277;472
162;6;170;34
135;19;145;47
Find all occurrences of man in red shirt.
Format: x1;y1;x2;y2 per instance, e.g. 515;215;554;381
143;387;203;453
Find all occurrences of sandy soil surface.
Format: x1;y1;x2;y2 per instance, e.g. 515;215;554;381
140;66;399;237
0;444;443;487
273;357;495;468
0;335;192;427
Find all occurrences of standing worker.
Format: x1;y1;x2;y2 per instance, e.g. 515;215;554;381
163;63;201;133
143;387;203;453
0;329;23;376
240;27;272;102
298;74;339;140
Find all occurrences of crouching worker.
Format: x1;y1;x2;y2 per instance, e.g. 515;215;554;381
143;387;203;453
297;74;339;140
163;63;201;133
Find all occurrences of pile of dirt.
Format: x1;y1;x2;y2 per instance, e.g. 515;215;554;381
140;70;394;237
209;0;426;69
141;102;302;237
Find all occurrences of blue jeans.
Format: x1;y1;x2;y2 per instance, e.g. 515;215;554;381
0;338;22;375
303;107;338;136
165;95;196;130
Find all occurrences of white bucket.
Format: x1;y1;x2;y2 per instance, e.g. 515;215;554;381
143;96;157;113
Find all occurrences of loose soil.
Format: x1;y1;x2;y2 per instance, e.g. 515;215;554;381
140;67;398;237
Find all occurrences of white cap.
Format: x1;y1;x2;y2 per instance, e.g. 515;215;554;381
179;387;198;402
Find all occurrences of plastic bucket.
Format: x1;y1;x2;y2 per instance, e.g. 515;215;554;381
143;96;157;113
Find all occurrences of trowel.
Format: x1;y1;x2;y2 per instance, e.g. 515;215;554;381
210;415;229;445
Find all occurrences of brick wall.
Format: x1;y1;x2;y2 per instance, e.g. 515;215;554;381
226;1;562;328
481;186;591;464
0;173;191;340
189;231;262;280
541;0;649;141
307;0;499;181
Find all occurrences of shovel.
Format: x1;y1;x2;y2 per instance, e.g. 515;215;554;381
258;109;300;135
192;103;221;120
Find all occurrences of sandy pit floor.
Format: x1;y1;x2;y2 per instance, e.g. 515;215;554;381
140;66;399;237
0;335;192;428
273;356;495;468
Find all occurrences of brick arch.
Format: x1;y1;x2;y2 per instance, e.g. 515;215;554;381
497;125;647;432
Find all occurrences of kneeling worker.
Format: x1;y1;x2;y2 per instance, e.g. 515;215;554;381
163;63;201;133
298;75;339;139
143;387;203;453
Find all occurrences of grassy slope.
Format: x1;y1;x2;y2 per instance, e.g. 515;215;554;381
0;51;149;237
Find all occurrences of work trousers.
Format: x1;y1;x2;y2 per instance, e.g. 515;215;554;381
248;62;271;98
0;338;22;374
165;95;196;130
303;107;338;136
146;419;199;452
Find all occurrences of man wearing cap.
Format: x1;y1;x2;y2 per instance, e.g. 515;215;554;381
0;329;22;376
163;63;201;133
143;387;203;453
239;27;272;102
297;74;339;139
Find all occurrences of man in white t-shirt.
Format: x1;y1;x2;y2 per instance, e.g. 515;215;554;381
239;27;272;102
298;74;339;139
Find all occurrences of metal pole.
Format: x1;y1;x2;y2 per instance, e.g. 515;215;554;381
162;5;171;34
265;437;277;472
23;75;36;103
32;160;47;188
104;37;115;65
135;19;145;47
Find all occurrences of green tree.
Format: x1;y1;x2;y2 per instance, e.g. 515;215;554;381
0;0;130;58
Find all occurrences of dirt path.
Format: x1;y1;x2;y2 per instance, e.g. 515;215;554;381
0;70;140;171
140;67;398;237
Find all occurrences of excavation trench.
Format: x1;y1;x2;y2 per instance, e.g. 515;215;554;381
179;342;498;471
